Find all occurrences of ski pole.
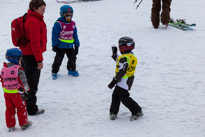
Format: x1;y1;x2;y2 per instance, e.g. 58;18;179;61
133;0;138;4
135;0;143;9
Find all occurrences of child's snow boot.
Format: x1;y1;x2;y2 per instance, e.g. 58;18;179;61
52;73;58;80
8;127;15;132
68;70;79;77
130;110;143;121
109;113;117;120
21;121;33;130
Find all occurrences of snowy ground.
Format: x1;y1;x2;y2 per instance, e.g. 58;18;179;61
0;0;205;137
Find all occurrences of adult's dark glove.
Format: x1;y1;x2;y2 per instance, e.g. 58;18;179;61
75;46;79;55
52;46;58;52
18;87;24;92
112;46;117;55
24;91;32;100
108;78;117;89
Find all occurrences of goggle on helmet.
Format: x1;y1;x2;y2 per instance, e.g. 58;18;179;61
60;5;73;18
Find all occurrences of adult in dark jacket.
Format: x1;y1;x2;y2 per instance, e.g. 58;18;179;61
20;0;47;115
151;0;172;28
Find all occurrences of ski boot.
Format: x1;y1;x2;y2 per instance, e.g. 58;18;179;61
176;19;186;24
21;121;33;131
8;127;15;132
52;73;58;80
109;113;117;120
68;70;79;77
130;110;143;121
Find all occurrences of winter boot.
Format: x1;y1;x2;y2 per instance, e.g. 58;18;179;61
68;70;79;77
33;109;45;115
161;9;170;26
21;121;33;131
151;11;160;29
151;0;161;29
109;113;117;120
130;110;143;121
8;127;15;132
52;73;58;80
161;0;171;25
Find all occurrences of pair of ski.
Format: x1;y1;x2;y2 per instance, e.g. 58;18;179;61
168;19;196;31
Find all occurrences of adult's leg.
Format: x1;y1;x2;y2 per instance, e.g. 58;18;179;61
22;55;40;115
151;0;161;28
161;0;172;25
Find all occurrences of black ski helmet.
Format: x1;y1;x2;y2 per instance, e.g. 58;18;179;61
118;36;135;52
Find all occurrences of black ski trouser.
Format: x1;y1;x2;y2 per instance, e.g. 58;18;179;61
110;86;142;115
22;55;40;115
52;48;76;73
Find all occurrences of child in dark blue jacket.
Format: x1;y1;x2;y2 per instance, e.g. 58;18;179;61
51;5;80;79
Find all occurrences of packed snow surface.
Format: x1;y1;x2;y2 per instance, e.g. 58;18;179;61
0;0;205;137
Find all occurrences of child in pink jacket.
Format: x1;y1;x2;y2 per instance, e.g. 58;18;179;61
0;48;32;132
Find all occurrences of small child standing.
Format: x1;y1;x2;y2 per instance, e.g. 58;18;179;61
51;5;80;80
0;48;32;132
108;36;143;121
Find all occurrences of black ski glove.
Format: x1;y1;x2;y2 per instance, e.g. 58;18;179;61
111;46;118;60
18;87;24;92
108;78;117;89
52;46;58;52
112;46;117;55
24;91;32;100
75;46;79;55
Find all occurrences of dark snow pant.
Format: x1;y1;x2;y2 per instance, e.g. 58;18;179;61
22;55;40;115
110;86;142;115
52;48;76;73
151;0;172;28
